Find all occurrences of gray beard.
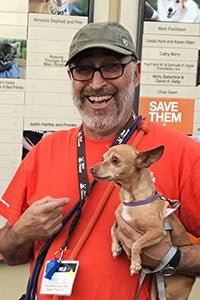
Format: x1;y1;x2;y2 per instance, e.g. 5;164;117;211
73;82;135;134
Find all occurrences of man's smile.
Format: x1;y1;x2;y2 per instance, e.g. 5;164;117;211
86;95;114;107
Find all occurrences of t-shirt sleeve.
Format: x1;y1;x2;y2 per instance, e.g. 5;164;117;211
0;150;35;225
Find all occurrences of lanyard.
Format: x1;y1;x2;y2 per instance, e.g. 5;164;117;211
77;111;138;199
56;112;142;258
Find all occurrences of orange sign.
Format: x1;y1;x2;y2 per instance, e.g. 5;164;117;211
139;97;194;135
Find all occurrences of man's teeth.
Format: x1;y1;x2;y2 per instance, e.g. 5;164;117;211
88;95;112;102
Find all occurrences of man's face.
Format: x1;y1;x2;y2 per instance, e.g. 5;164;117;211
68;49;140;135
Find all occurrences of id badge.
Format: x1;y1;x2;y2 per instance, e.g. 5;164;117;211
40;260;79;296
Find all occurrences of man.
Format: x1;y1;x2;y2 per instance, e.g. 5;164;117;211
0;22;200;300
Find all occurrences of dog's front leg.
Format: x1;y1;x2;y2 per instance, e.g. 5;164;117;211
111;221;123;258
130;229;167;275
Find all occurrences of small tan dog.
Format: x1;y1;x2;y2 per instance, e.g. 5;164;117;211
90;144;195;300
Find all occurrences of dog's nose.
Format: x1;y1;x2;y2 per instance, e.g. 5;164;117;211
90;166;95;174
168;7;173;13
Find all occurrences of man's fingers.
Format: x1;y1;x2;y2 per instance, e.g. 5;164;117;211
34;196;70;212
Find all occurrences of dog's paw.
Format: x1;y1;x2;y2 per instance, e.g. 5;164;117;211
111;244;122;258
130;261;142;275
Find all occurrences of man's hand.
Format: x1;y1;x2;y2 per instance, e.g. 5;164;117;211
114;212;173;269
0;196;69;265
11;196;70;243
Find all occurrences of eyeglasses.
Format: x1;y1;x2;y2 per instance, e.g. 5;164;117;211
69;59;135;82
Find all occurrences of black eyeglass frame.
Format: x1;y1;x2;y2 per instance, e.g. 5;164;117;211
69;58;136;82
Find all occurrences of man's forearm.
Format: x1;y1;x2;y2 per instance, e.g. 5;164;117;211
178;244;200;277
0;223;33;265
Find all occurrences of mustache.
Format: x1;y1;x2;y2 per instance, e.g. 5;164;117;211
83;87;116;97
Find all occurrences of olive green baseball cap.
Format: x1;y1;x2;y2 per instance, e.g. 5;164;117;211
66;21;137;65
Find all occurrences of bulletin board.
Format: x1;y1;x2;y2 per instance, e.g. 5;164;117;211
136;0;200;139
0;0;94;196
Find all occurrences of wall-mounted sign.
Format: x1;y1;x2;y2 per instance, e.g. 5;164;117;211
136;0;200;136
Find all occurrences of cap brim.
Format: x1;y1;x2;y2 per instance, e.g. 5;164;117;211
66;43;135;65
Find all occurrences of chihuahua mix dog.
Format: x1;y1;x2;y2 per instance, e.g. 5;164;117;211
90;144;195;300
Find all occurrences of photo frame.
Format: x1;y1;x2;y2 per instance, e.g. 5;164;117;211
29;0;94;21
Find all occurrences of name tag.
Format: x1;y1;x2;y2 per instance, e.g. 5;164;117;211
40;260;79;296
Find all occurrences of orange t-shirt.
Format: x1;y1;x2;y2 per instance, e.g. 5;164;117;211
1;122;200;300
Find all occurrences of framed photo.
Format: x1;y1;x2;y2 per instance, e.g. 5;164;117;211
29;0;94;21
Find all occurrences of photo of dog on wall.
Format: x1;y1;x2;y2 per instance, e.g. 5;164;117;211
145;0;200;22
29;0;90;16
29;0;70;15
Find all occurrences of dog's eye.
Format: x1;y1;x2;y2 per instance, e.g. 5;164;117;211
111;156;119;165
176;0;180;3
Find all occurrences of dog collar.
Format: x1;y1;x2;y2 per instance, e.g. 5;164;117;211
123;191;159;206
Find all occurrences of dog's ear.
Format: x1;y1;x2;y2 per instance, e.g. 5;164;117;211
136;145;164;168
